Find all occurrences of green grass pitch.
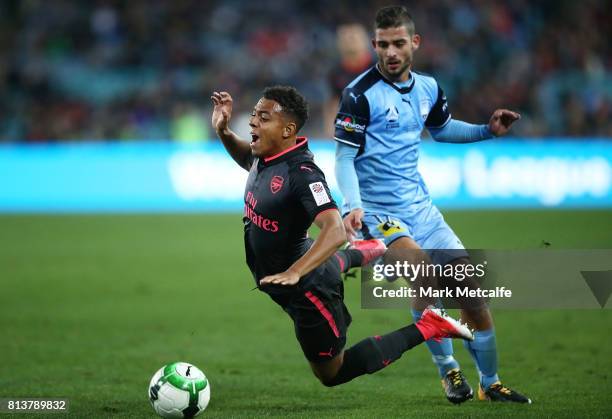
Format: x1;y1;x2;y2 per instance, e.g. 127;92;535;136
1;211;611;418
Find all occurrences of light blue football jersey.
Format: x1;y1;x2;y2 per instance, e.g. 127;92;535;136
334;65;451;216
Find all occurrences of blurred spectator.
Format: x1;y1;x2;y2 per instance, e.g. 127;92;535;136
0;0;610;141
171;103;209;143
324;23;375;138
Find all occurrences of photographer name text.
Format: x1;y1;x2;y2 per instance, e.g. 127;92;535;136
372;286;512;299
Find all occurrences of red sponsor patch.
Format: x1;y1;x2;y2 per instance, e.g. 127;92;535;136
270;175;284;194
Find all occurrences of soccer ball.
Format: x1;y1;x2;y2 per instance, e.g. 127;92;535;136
148;362;211;418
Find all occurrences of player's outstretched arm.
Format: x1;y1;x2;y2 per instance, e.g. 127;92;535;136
211;91;252;171
429;110;521;143
260;210;346;286
335;142;364;242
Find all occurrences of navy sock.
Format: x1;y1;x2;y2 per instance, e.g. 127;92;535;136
334;249;363;273
324;324;424;386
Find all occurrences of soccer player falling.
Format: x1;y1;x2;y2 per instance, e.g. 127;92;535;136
211;86;473;387
334;6;529;403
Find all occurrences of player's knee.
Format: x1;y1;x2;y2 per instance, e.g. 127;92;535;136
319;375;339;387
312;369;341;387
317;367;352;387
449;256;471;266
387;246;430;266
310;354;345;387
461;306;492;327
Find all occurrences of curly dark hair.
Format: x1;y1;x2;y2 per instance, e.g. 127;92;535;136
374;5;415;34
263;85;309;132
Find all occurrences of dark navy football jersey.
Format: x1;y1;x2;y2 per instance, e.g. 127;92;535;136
242;137;338;286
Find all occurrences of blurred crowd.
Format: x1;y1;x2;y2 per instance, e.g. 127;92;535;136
1;0;611;142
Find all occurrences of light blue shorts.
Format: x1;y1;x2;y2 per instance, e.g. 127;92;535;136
361;204;468;265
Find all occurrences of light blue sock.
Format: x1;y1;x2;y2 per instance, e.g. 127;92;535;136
412;309;459;377
463;328;499;389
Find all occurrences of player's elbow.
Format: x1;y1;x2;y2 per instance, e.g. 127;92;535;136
330;221;347;247
322;222;346;249
317;210;347;247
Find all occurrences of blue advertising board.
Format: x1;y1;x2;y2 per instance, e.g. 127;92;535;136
0;140;611;212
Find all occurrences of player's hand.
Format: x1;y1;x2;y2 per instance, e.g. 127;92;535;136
211;91;233;134
343;208;364;243
259;269;301;286
488;109;521;137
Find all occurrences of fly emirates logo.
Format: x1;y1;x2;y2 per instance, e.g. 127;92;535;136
244;191;279;232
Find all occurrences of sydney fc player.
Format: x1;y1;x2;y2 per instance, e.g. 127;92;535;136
334;6;530;403
211;85;473;388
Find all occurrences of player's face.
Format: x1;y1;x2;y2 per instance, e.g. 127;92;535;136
373;25;420;82
249;98;291;158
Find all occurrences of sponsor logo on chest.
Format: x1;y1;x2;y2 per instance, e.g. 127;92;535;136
385;104;400;129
